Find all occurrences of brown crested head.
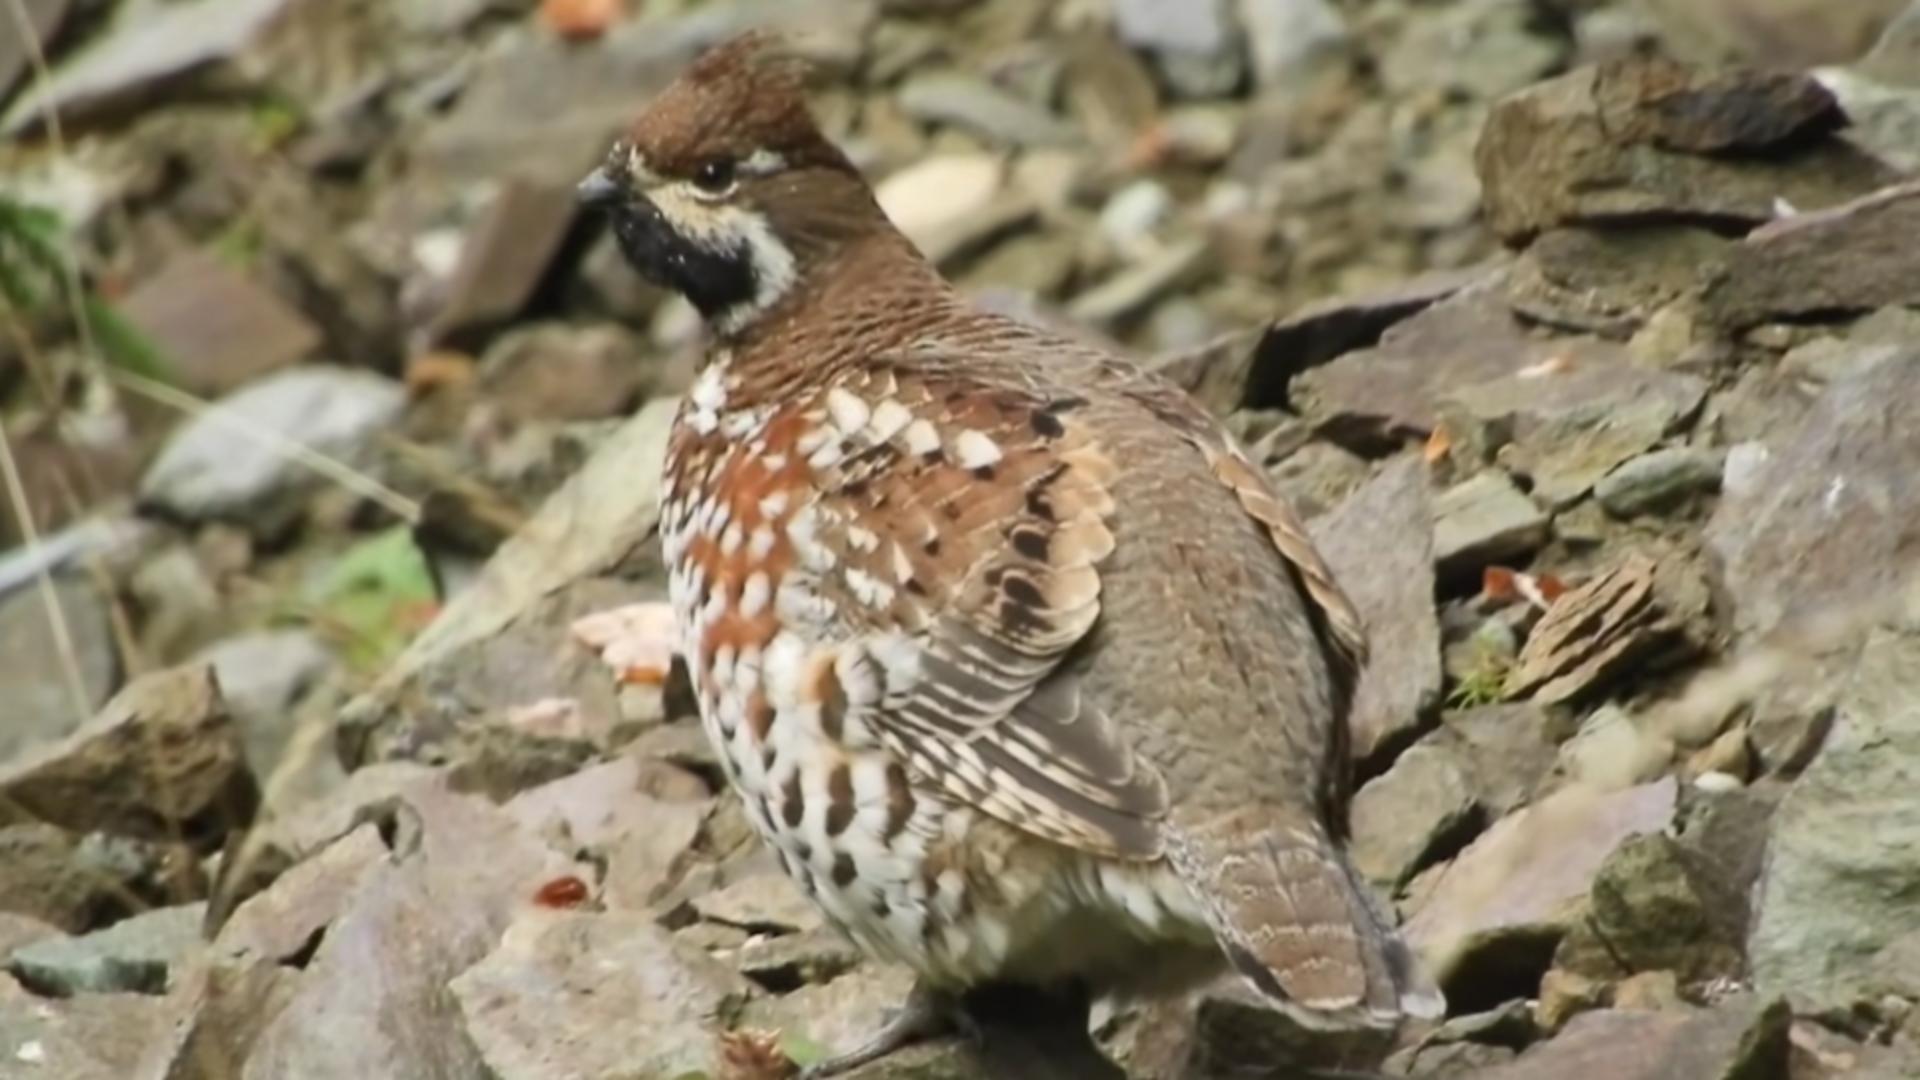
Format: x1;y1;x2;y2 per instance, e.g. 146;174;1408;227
578;33;916;339
621;32;846;181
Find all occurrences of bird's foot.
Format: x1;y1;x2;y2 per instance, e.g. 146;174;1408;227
799;980;965;1078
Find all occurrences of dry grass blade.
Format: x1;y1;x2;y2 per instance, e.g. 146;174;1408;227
0;424;91;722
108;367;423;525
3;0;104;391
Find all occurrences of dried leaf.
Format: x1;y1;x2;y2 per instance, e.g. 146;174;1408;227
405;350;474;396
572;601;678;685
541;0;625;39
717;1029;799;1080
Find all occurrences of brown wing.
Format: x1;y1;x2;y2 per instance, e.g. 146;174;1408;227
1106;371;1368;710
789;363;1169;859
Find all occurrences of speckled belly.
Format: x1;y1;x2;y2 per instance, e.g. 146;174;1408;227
660;383;1217;989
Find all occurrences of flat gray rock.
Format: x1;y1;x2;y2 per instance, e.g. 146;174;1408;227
0;665;253;842
1432;471;1550;578
0;577;119;765
138;366;405;536
1311;454;1442;763
1700;180;1920;331
1477;998;1789;1080
339;399;677;769
242;781;576;1080
1704;347;1920;641
8;903;206;997
452;911;755;1080
1750;626;1920;1011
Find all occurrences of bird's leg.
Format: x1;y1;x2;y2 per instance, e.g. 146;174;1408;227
799;979;964;1078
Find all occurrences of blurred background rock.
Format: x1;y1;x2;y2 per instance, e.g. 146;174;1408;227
1;1;1918;1078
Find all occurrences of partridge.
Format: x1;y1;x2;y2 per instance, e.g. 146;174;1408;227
578;33;1442;1075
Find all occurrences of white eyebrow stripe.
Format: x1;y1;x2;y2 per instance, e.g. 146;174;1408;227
740;148;787;177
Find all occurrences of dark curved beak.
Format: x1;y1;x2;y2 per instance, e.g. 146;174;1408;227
576;167;621;209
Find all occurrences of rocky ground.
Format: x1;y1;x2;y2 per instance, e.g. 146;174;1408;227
3;0;1920;1078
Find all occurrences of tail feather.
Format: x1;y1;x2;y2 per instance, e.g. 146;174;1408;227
1172;813;1444;1029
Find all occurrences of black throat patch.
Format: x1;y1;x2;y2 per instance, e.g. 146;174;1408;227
608;197;758;321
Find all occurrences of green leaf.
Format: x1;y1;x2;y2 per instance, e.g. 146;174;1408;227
82;296;177;383
780;1032;832;1068
299;526;439;673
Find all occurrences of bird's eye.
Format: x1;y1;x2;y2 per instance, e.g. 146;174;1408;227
693;158;736;194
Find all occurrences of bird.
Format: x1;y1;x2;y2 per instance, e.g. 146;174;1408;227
576;32;1443;1077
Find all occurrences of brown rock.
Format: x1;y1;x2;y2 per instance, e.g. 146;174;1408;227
451;910;755;1080
1294;282;1584;449
1433;471;1551;578
115;250;320;396
1476;60;1893;243
1506;555;1689;704
1405;777;1677;991
0;973;168;1080
1152;264;1491;417
1110;978;1398;1078
1441;704;1562;817
1585;63;1844;153
506;757;711;913
475;323;655;424
743;963;918;1069
1310;455;1442;764
1552;832;1746;987
205;761;441;931
0;912;61;958
214;824;387;966
1507;227;1732;338
0;825;161;933
0;576;120;764
423;180;582;350
1642;0;1909;68
339;400;677;768
1699;180;1920;330
1478;997;1790;1080
131;958;302;1080
1704;345;1920;642
692;870;824;936
0;666;255;844
242;781;576;1079
1438;353;1707;508
1265;439;1371;520
1350;740;1479;889
505;755;709;845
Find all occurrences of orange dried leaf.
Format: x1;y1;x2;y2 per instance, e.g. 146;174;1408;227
1124;125;1172;170
541;0;624;39
1423;425;1453;464
618;664;670;686
405;350;474;396
718;1029;799;1080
